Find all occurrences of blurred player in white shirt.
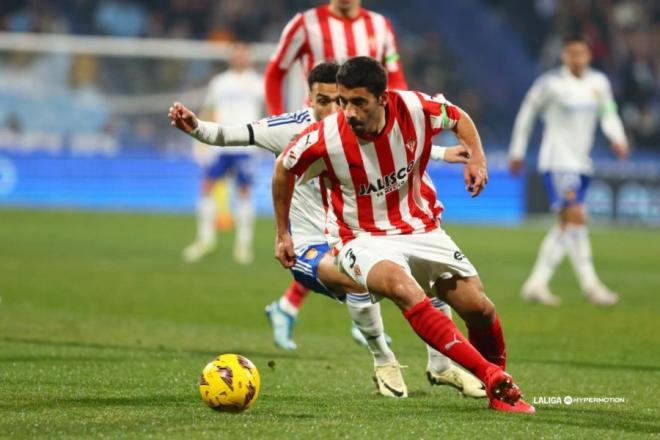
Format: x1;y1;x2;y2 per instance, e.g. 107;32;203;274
169;62;485;399
183;43;263;264
509;36;629;306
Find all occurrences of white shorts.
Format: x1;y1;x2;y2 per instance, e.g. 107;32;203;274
335;228;478;296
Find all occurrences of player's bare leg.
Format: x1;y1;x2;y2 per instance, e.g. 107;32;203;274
367;260;534;413
318;255;404;397
183;179;217;263
561;204;618;306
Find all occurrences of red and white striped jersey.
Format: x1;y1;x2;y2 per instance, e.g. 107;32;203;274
265;4;407;115
282;90;461;251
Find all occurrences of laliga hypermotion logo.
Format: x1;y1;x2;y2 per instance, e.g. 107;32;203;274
358;160;415;197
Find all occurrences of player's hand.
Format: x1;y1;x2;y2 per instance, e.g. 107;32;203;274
444;145;471;164
464;155;488;198
509;159;524;175
168;102;198;133
275;232;296;269
612;142;629;160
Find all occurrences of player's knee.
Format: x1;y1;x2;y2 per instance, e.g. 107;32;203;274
464;296;496;327
387;277;425;309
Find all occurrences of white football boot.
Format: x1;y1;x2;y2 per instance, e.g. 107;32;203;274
182;240;216;263
521;282;561;306
585;282;619;306
373;361;408;398
233;245;254;265
264;301;297;350
426;364;486;398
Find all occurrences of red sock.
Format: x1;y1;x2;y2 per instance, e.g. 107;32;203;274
468;315;507;370
403;297;498;382
282;281;309;309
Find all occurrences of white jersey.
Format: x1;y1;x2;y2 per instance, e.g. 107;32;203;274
204;69;264;155
508;66;627;174
248;108;326;251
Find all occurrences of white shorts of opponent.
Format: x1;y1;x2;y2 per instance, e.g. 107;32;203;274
336;228;478;302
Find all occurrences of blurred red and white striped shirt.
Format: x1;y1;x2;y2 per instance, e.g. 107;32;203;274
265;4;408;115
282;90;460;251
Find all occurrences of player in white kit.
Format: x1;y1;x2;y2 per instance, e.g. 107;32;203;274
183;43;263;265
509;36;629;306
169;62;485;399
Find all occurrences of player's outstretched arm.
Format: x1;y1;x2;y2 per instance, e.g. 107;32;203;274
272;156;297;269
431;145;470;164
454;109;488;197
168;101;262;148
168;102;198;133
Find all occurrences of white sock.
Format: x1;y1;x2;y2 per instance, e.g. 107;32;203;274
564;224;599;292
197;195;216;244
278;297;299;318
525;225;567;288
234;196;255;253
426;297;452;374
346;296;396;366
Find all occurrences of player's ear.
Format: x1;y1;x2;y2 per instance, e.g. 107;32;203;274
378;91;388;106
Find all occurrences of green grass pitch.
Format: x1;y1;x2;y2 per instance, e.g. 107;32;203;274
0;208;658;438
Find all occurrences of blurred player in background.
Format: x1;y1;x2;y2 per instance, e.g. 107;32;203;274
273;57;535;413
264;0;407;115
509;36;629;306
183;43;263;265
263;0;408;348
169;62;485;399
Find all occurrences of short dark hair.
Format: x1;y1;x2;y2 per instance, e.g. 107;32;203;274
336;56;387;97
563;34;589;47
307;62;340;89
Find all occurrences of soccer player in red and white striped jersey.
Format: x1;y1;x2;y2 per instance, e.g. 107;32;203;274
272;57;536;414
264;0;407;115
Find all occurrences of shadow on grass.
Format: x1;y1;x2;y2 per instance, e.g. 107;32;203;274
528;406;660;435
0;336;331;362
521;357;660;373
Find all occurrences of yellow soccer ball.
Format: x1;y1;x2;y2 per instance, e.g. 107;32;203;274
198;354;260;411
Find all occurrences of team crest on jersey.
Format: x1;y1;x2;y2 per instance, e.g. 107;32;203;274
405;139;416;153
305;248;319;260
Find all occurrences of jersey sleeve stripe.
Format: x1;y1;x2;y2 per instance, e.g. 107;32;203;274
282;122;325;176
272;14;306;70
